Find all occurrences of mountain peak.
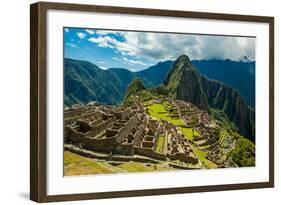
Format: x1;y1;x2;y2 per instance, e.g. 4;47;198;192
176;54;191;62
174;54;193;69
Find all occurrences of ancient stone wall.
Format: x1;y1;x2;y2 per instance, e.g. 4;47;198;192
115;144;134;155
132;124;145;147
115;114;139;143
134;147;166;161
91;118;114;136
65;125;119;153
168;152;198;164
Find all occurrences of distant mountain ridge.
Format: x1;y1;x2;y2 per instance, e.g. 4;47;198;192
64;57;255;108
64;58;123;106
108;59;255;108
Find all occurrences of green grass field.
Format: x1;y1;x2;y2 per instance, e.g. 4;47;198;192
146;102;200;140
145;102;217;169
117;161;173;172
64;151;174;176
156;135;165;153
64;151;114;175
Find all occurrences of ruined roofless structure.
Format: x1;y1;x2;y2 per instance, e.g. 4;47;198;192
64;100;198;165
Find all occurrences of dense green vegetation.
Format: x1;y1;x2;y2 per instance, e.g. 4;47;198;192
210;108;238;131
228;137;255;167
125;79;147;98
123;79;155;106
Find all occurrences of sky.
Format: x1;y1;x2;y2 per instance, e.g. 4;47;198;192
64;27;256;71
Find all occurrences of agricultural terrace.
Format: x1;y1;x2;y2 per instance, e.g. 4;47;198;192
64;151;174;176
145;100;218;168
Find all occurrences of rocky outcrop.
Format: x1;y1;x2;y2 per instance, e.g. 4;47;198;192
164;55;255;141
164;55;209;111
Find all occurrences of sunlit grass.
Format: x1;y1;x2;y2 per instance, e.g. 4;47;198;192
146;102;200;140
64;151;175;175
192;146;218;168
145;102;217;169
64;151;114;176
156;135;165;153
118;162;173;172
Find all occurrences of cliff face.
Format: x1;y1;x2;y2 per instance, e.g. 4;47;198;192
164;55;255;141
164;55;209;111
201;76;255;141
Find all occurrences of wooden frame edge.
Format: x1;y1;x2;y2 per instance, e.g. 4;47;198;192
30;2;48;202
30;1;274;202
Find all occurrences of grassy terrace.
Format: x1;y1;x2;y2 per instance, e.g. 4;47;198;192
146;102;200;140
145;102;218;169
156;135;165;153
64;151;114;175
64;151;174;176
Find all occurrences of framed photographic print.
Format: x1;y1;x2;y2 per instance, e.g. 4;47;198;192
30;1;274;202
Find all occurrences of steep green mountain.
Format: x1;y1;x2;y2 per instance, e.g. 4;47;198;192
164;55;209;111
163;55;255;141
110;59;255;108
201;76;255;141
125;78;146;97
192;60;255;108
123;79;155;106
64;58;123;106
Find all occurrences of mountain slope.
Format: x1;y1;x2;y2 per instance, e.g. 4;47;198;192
64;58;123;106
164;55;209;111
107;68;137;95
87;58;255;110
164;55;255;141
192;60;255;108
201;76;255;141
110;59;255;108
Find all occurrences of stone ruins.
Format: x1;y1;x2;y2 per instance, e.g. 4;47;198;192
64;97;237;169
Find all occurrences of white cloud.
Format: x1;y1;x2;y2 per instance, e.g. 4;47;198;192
66;42;77;48
88;36;118;48
95;30;124;36
98;61;106;64
88;30;255;61
122;57;148;66
77;32;86;39
85;29;95;35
